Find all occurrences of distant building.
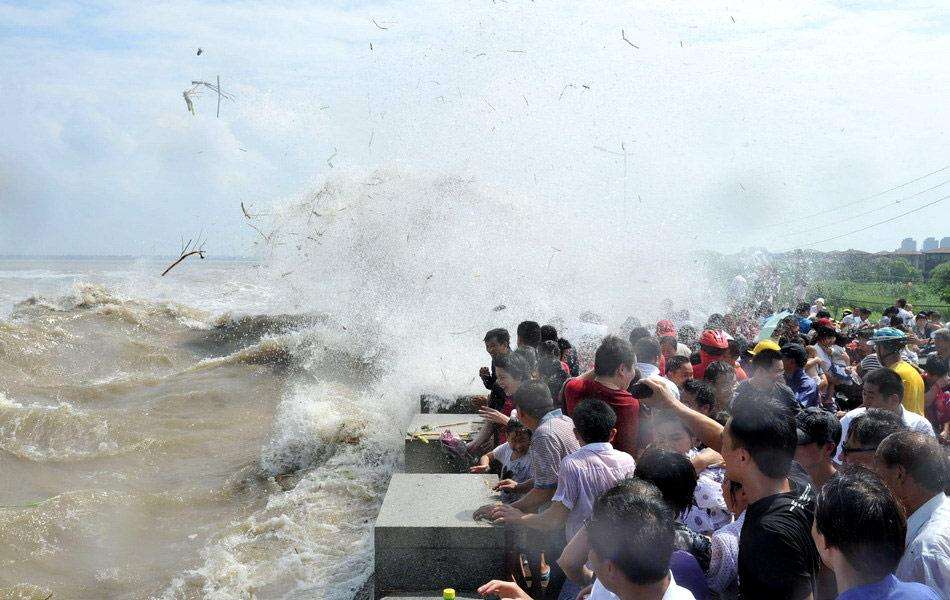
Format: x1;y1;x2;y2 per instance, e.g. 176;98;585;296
942;236;950;249
922;237;939;251
899;237;917;252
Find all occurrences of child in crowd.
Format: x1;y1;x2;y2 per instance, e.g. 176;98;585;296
650;413;730;536
470;420;533;503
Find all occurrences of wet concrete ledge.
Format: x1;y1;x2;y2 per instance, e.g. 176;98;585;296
405;413;481;474
373;473;506;599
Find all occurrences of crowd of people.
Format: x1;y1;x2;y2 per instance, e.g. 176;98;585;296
461;300;950;600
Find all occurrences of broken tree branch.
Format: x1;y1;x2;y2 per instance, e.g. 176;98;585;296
161;235;206;276
621;29;639;49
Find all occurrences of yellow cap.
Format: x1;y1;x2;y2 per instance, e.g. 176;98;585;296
443;589;456;600
748;339;781;355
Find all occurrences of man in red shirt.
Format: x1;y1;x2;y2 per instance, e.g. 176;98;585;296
561;335;640;454
692;329;730;380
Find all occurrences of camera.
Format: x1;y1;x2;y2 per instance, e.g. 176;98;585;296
629;381;654;399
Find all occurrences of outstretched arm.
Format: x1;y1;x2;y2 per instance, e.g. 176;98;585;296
641;377;724;451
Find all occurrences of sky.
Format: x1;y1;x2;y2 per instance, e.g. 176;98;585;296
0;0;949;257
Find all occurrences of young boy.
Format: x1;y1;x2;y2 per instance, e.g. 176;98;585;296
470;420;532;503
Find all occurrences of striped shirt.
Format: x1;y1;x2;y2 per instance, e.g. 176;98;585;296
529;409;580;490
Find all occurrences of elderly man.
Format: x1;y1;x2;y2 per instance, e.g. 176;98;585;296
875;431;950;597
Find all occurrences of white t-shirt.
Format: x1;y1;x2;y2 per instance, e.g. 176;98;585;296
834;406;935;464
588;574;695;600
492;442;532;483
898;308;915;326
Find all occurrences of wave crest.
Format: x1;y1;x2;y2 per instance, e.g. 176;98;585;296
0;393;148;462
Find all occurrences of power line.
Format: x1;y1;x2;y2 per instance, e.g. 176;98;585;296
745;163;950;232
781;193;950;252
776;177;950;239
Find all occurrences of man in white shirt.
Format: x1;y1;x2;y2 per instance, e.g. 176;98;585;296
875;431;950;597
587;479;696;600
834;368;934;464
633;338;680;399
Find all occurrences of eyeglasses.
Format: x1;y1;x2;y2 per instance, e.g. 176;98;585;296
841;446;877;455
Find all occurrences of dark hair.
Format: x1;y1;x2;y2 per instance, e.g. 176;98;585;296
816;309;832;319
896;298;907;308
924;356;949;378
702;360;735;384
796;407;842;447
780;343;807;369
540;324;559;342
726;338;743;358
594;336;636;377
751;348;782;370
505;419;532;438
512;381;555;419
727;398;797;478
517;321;542;347
864;368;904;402
683;378;716;410
678;325;698;347
483;328;510;346
659;335;678;349
588;479;674;586
849;409;906;450
796;302;811;314
628;326;651;346
665;355;692;374
538;339;561;359
557;337;573;351
815;467;907;580
573;398;617;444
494;350;532;382
634;447;697;516
633;337;661;364
877;431;950;493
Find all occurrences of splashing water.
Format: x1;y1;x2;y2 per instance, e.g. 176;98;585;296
0;169;722;600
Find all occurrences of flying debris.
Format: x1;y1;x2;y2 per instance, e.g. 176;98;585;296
181;78;234;117
621;29;638;49
161;235;207;276
196;48;203;56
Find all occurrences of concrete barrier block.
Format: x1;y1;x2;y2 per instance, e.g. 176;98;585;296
405;414;482;474
374;474;506;598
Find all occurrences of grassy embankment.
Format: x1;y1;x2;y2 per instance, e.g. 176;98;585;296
809;280;947;320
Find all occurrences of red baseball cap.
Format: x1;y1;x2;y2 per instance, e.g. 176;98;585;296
656;319;676;337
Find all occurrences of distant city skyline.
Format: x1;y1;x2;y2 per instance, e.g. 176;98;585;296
898;236;950;252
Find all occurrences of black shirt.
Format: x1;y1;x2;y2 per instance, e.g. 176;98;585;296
481;362;507;411
738;478;819;600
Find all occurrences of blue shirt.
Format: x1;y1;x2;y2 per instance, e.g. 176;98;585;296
785;368;819;409
837;574;941;600
797;316;812;334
